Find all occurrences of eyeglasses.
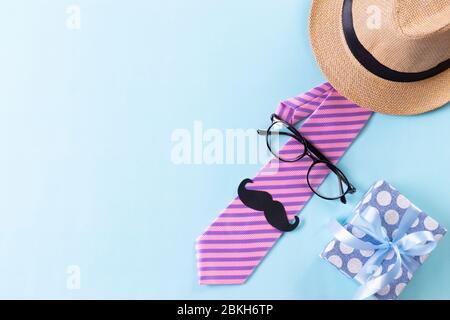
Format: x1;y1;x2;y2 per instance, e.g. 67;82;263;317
257;114;356;204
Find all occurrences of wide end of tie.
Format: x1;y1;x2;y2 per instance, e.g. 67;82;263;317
196;235;257;285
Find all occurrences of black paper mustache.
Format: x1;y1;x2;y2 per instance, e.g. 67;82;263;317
238;178;300;232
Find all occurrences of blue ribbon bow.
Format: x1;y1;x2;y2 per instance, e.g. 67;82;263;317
330;205;437;299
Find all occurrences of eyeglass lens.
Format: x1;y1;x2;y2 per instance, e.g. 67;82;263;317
267;121;305;162
307;161;349;199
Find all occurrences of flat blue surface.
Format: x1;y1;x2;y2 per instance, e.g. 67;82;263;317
0;0;449;299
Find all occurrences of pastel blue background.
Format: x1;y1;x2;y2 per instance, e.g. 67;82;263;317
0;0;449;299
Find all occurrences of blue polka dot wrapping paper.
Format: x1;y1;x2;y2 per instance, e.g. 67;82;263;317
321;180;447;300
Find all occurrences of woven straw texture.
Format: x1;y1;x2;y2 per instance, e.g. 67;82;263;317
309;0;450;115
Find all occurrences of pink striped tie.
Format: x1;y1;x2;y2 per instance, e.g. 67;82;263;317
196;83;373;285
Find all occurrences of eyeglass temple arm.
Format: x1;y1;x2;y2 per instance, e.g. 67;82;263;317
304;139;330;163
257;129;268;135
257;130;296;138
338;178;347;204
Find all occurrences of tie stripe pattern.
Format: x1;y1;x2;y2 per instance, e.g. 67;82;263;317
196;83;372;284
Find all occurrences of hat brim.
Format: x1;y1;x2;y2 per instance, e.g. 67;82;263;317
309;0;450;115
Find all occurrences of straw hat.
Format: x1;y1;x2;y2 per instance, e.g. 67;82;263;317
309;0;450;115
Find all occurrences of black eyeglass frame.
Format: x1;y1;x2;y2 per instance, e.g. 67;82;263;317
257;114;356;204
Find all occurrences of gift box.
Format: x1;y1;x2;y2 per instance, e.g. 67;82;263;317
321;180;447;300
